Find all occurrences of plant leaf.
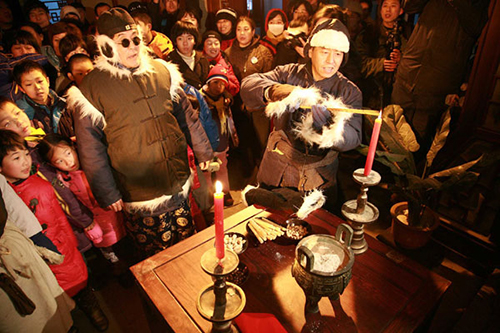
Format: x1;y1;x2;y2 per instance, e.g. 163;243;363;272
383;105;420;152
426;109;451;167
429;156;482;178
406;174;442;190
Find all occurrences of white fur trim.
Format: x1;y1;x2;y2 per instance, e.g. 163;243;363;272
265;87;353;148
310;29;349;53
266;87;321;119
94;32;155;80
154;59;184;102
241;184;258;207
123;173;193;214
296;189;326;219
66;86;106;128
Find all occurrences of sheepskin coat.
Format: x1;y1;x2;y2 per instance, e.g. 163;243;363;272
68;33;213;215
0;221;75;333
240;62;362;192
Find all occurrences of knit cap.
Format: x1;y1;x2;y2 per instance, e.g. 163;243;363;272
206;64;228;85
60;5;81;20
97;7;137;38
202;30;222;45
215;8;237;25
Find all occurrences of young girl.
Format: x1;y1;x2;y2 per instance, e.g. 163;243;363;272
38;133;126;265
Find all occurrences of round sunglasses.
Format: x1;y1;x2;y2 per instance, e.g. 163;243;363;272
118;36;141;48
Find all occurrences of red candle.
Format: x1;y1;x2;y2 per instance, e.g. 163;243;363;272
214;181;225;260
364;111;382;176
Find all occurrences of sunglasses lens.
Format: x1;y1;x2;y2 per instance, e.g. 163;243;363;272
121;39;130;48
132;37;141;46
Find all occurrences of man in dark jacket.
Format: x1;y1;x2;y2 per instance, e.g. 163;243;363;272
69;9;213;258
240;18;362;214
391;0;489;157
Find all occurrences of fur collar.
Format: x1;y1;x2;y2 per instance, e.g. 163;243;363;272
66;85;106;129
94;32;155;80
266;87;353;149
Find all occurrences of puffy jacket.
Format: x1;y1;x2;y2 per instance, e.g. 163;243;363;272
183;83;220;151
61;170;126;248
69;37;213;214
241;62;362;191
166;50;210;90
226;35;273;82
10;174;88;297
16;90;67;134
204;51;240;96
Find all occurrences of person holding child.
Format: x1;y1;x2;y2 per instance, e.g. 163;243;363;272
0;129;109;331
68;8;214;258
202;30;240;97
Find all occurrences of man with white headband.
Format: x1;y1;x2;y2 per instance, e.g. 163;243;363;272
240;18;362;213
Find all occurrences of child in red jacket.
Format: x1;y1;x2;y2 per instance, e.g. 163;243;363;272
38;133;126;265
0;129;108;331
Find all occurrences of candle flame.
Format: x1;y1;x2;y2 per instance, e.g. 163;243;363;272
378;110;382;119
215;181;223;194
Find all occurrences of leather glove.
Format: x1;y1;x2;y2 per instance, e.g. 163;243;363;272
266;84;296;102
311;105;332;132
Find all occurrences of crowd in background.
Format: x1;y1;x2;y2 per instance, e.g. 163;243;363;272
0;0;489;331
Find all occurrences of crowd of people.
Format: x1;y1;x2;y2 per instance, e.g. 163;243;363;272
0;0;488;331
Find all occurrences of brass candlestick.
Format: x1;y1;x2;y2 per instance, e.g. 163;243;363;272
197;248;246;332
341;168;381;255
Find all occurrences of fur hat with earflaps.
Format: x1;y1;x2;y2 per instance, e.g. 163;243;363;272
93;7;155;78
304;18;350;67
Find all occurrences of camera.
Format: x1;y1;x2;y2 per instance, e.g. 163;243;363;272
284;31;307;49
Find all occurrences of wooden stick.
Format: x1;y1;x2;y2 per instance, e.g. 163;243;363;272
249;220;266;243
257;216;286;231
300;106;380;116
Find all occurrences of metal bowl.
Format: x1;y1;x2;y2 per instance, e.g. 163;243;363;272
284;218;312;242
224;232;248;254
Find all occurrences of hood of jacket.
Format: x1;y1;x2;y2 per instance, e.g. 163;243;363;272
264;8;288;31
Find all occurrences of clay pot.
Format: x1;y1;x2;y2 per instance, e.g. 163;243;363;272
391;202;440;250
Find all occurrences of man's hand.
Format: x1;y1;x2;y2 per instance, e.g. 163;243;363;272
107;199;124;212
383;59;398;72
199;161;210;171
311;105;332;131
390;49;401;64
267;84;296;102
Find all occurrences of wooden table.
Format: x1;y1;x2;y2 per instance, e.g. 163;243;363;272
131;206;451;333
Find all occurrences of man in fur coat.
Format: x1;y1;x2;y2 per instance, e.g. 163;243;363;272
240;18;362;214
68;8;213;258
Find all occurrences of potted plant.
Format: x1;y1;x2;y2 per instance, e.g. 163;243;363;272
359;105;481;249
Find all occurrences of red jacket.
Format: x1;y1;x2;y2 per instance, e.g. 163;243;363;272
61;170;126;248
10;174;88;297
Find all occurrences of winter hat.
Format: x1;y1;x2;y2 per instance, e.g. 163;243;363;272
128;1;148;14
206;64;228;85
304;18;350;65
202;30;222;45
344;0;363;16
60;5;81;20
97;7;137;38
215;8;237;25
